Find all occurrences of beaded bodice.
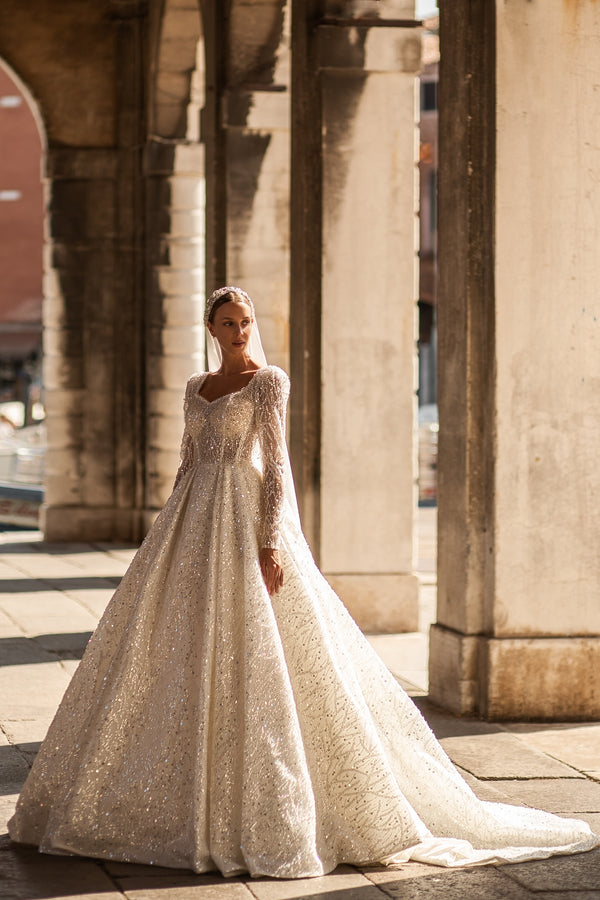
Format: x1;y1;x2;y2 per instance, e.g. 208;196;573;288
175;365;289;548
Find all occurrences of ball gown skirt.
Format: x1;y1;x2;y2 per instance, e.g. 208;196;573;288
8;366;599;877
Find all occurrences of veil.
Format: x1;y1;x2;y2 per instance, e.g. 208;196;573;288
205;285;268;373
204;286;301;529
206;323;268;373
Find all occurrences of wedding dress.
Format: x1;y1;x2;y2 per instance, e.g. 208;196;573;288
8;365;599;877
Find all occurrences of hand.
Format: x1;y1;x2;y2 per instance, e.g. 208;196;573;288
259;547;284;596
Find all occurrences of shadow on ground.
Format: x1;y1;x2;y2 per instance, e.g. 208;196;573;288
1;845;600;900
0;635;92;666
0;577;121;593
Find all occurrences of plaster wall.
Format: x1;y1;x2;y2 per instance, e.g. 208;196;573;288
495;1;600;637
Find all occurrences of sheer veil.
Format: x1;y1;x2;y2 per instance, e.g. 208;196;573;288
205;286;267;373
205;286;301;528
206;324;268;373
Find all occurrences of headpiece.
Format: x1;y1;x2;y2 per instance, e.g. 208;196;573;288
204;286;255;327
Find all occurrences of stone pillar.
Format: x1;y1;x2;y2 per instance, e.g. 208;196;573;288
42;1;148;542
204;1;291;369
291;4;420;633
225;85;290;371
430;0;600;719
43;149;121;541
145;140;206;516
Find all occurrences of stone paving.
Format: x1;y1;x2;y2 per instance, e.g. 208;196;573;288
1;511;600;898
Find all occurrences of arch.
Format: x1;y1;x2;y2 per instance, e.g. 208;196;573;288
0;58;45;149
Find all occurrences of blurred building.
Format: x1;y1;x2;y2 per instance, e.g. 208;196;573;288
418;15;438;408
0;64;43;408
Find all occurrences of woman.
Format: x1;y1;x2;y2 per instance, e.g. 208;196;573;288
8;287;599;877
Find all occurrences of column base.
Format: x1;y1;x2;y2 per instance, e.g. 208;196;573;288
42;505;149;543
429;623;600;719
325;573;419;634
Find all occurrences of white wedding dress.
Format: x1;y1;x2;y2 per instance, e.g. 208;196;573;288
8;366;599;876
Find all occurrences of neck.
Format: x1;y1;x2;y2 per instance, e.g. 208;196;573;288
218;351;253;376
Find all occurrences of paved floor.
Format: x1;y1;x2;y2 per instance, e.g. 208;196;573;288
1;509;600;898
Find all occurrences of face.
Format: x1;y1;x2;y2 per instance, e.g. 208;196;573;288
208;301;254;358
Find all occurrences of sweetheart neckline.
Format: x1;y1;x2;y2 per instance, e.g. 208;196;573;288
196;368;265;405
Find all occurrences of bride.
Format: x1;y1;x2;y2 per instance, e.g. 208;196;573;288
8;286;599;877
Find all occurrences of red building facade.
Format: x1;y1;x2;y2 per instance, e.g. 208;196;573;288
0;62;43;393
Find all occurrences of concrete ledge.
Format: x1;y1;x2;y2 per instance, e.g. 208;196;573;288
325;573;419;634
428;623;481;716
429;624;600;720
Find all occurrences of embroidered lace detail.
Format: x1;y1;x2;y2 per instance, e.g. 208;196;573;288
8;365;599;877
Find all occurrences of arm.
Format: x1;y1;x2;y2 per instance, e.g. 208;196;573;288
173;384;195;489
256;368;290;549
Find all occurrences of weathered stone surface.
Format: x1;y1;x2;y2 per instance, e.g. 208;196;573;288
428;626;481;716
411;697;501;741
365;865;531;899
327;574;419;634
490;779;600;814
0;2;117;147
484;637;600;720
0;745;30;789
440;732;583;780
454;767;522;804
523;894;600;900
249;866;373;900
501;846;600;893
115;875;254;899
104;861;194;877
0;846;123;899
432;0;600;721
505;723;600;775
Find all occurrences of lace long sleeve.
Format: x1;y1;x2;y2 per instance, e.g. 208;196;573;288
256;367;290;549
173;383;195;489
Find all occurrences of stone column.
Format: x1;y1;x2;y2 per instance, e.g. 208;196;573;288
43;1;148;542
291;4;421;633
224;86;290;371
43;148;121;541
205;1;291;369
430;0;600;719
144;140;206;516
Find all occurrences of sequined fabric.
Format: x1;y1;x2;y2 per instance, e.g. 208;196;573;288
8;366;599;875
